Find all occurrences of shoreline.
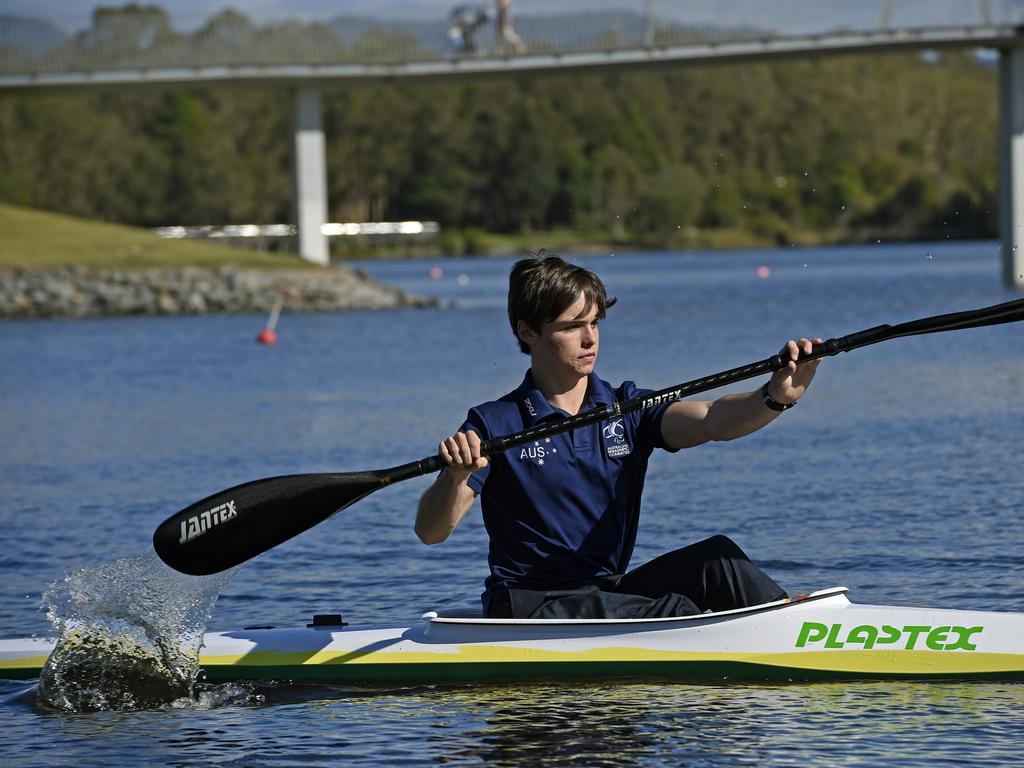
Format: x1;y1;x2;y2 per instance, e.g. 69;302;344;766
331;226;989;262
0;264;437;319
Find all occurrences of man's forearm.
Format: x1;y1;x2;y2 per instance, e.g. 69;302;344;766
703;391;782;442
415;470;475;544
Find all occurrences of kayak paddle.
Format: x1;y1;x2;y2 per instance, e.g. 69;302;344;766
154;296;1024;575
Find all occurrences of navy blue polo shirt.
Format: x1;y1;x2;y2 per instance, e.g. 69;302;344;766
458;370;677;608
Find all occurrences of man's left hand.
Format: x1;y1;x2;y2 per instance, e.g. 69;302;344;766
767;337;822;405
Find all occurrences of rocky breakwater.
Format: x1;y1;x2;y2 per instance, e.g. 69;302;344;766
0;265;436;318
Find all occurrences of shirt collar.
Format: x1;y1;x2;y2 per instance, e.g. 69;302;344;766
515;370;613;425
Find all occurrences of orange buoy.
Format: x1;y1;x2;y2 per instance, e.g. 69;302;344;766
257;296;284;345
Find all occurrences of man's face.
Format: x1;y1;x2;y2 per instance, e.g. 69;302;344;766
520;294;600;379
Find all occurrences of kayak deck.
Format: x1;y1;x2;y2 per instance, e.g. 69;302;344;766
4;588;1024;683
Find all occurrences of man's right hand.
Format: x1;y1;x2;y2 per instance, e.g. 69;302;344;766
418;431;485;544
439;430;489;477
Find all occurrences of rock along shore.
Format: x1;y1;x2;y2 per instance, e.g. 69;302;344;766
0;264;437;319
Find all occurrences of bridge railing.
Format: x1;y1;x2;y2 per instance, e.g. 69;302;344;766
0;0;1018;77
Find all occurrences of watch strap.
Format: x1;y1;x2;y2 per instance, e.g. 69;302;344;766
761;381;795;412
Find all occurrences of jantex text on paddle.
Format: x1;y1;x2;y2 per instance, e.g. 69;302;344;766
638;389;683;409
179;500;238;544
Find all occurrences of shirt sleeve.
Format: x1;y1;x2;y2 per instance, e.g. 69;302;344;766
623;381;681;454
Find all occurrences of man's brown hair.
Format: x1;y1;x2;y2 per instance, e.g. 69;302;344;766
508;252;616;355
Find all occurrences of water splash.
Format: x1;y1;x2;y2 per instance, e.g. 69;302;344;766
37;551;236;712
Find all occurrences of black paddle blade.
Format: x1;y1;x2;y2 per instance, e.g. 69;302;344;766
153;472;386;576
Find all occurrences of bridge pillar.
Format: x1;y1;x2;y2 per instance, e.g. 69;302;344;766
999;46;1024;289
293;87;329;266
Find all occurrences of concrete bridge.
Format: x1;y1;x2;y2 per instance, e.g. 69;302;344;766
3;0;1024;287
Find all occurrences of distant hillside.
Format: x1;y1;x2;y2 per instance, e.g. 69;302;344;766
0;15;67;54
1;8;766;62
329;11;765;55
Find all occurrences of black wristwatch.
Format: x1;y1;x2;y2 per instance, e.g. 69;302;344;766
760;381;795;412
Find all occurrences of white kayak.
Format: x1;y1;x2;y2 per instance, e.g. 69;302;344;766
3;588;1023;683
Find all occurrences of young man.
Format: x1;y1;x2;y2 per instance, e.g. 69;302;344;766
416;254;821;619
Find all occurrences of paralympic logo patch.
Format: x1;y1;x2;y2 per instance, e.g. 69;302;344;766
603;419;631;458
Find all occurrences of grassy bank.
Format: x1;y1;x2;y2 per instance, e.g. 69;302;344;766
0;204;309;271
0;203;849;270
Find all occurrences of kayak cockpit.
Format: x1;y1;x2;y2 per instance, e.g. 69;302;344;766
422;586;851;626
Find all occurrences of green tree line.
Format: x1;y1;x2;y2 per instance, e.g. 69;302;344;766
0;50;998;250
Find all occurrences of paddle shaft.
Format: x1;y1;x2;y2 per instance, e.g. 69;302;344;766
382;295;1024;485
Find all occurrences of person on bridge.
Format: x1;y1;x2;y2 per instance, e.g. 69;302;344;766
416;253;822;619
495;0;527;54
447;4;489;55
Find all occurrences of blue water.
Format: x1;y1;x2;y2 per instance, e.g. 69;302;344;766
1;242;1023;765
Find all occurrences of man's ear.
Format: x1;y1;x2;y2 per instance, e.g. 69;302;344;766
516;319;536;347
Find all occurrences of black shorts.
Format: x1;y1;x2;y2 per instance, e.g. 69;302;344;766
487;535;787;619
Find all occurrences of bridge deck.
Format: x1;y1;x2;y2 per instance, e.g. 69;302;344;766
0;26;1019;91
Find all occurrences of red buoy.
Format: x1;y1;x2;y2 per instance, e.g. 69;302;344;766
257;327;278;345
257;296;284;345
